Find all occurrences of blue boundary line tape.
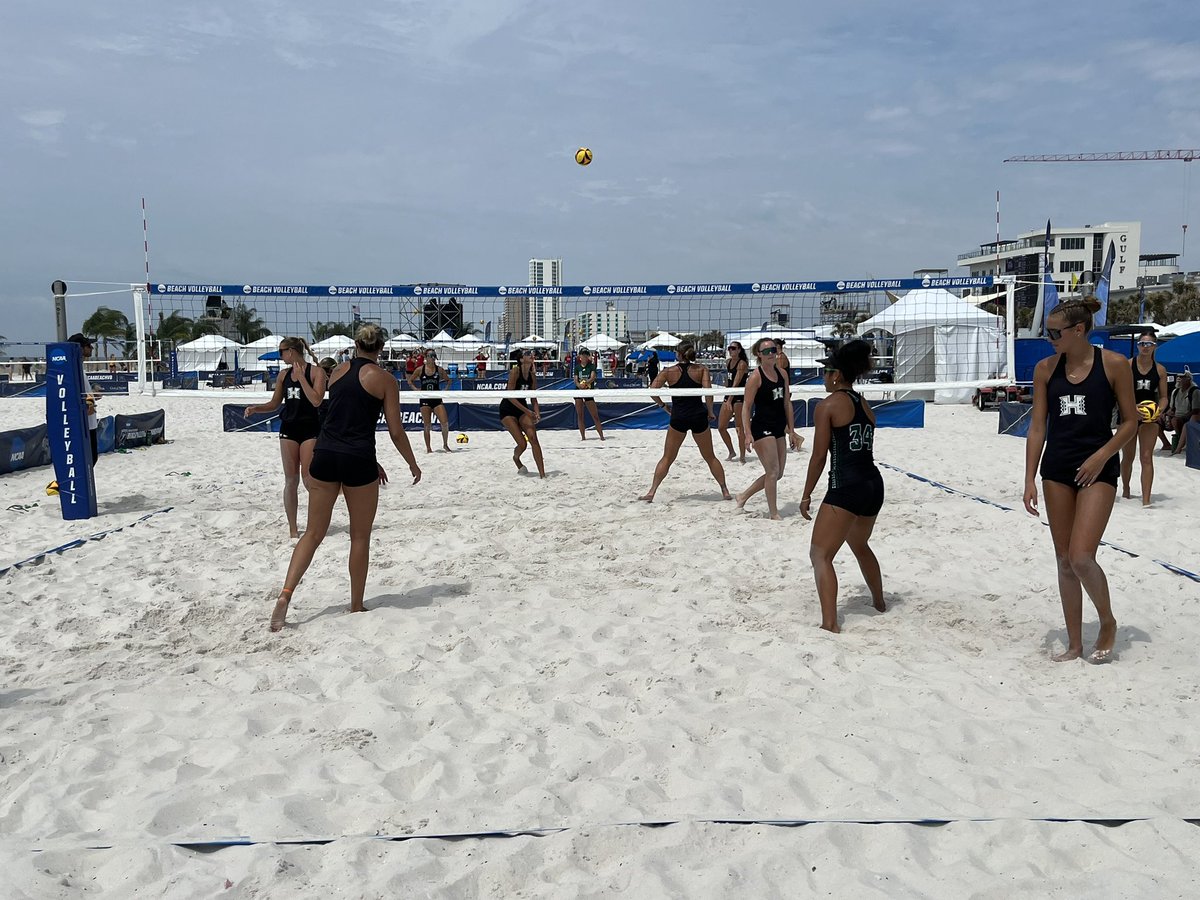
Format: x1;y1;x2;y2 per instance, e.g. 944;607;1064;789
878;462;1200;583
24;816;1200;852
0;507;174;578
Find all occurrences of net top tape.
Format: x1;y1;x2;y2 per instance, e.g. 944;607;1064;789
146;277;1000;298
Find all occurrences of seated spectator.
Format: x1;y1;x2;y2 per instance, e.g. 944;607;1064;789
1167;371;1200;456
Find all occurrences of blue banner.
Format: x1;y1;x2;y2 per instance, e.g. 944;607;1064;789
44;342;98;519
149;276;996;298
0;424;52;475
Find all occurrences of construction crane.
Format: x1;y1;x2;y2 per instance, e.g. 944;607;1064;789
1004;150;1199;162
1004;150;1197;255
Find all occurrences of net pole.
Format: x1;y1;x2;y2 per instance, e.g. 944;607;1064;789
132;289;147;393
1005;279;1016;383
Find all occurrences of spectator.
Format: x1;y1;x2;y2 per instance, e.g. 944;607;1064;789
67;334;100;467
1167;371;1200;456
475;350;488;378
646;350;661;386
405;351;417;377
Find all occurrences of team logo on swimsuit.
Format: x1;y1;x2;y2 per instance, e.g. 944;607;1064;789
1136;378;1151;391
286;387;301;400
773;387;784;400
1059;395;1086;416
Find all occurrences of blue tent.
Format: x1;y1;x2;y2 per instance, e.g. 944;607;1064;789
1157;332;1200;373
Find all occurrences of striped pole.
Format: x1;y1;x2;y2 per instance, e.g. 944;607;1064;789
142;197;153;333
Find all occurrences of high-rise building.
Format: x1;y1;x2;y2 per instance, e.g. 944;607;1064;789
528;258;563;340
573;306;628;343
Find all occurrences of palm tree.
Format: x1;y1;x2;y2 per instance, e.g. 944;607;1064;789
155;310;219;345
699;329;725;350
81;306;130;359
232;303;271;342
310;321;354;342
456;320;482;338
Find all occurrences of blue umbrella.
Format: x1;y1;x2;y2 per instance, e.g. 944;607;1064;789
258;350;282;361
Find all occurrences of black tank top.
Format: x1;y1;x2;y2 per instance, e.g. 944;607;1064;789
751;366;787;430
513;366;534;406
1131;358;1160;404
1044;348;1114;466
727;360;746;390
828;390;877;489
419;366;441;393
315;358;383;460
672;363;705;416
281;364;321;431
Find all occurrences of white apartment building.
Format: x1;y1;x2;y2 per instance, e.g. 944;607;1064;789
498;258;564;342
957;222;1149;309
572;307;629;343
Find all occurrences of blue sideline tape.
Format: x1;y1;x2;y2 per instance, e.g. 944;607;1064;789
0;507;174;577
26;816;1200;852
878;463;1200;584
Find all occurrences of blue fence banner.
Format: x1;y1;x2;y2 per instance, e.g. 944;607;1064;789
1187;421;1200;470
149;276;997;298
998;402;1033;437
804;397;924;429
44;342;98;519
0;424;52;475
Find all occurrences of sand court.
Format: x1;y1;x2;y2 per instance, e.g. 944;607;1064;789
3;396;1199;893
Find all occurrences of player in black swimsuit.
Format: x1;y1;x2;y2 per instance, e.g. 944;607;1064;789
499;350;545;477
736;338;801;519
638;342;731;502
800;341;886;632
245;336;327;538
717;342;750;463
1024;298;1138;662
270;324;422;632
1119;330;1168;506
406;350;453;453
572;348;606;441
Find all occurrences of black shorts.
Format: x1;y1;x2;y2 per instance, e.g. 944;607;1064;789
669;410;710;434
750;419;786;441
280;420;321;443
499;400;532;421
1040;454;1120;490
575;393;596;402
823;471;885;518
420;398;444;410
309;449;379;488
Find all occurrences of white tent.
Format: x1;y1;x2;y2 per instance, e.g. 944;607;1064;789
858;287;1004;403
237;336;279;372
580;333;625;351
512;334;556;350
637;331;682;349
427;330;457;345
384;333;421;351
726;327;826;368
1160;320;1200;337
176;334;243;372
311;335;355;357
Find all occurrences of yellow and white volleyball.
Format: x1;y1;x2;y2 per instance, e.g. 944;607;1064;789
575;147;592;166
456;432;469;445
1137;400;1158;422
45;480;59;496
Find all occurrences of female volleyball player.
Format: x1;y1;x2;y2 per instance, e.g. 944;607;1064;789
717;341;750;463
245;337;327;539
406;349;454;453
573;348;606;441
499;350;546;477
638;342;731;502
1024;298;1138;662
736;338;801;519
800;341;886;632
1119;330;1168;507
269;324;422;632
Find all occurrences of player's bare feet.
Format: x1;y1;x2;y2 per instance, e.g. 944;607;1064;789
638;493;655;503
720;487;733;500
269;588;292;632
1052;647;1082;662
872;595;887;612
1089;618;1117;663
820;622;840;634
770;512;783;521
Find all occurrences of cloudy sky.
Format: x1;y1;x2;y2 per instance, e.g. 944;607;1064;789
2;0;1199;342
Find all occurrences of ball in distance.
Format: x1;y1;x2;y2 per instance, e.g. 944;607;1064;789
575;147;592;166
456;433;469;444
1136;400;1158;422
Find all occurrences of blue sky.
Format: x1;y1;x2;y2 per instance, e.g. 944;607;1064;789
2;0;1199;343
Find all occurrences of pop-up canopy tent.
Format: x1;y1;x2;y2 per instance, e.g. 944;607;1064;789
176;334;243;372
858;287;1004;403
1157;331;1200;373
1160;320;1200;338
511;334;557;350
384;333;422;352
311;335;355;357
727;327;827;368
637;332;682;349
580;333;626;351
238;335;279;371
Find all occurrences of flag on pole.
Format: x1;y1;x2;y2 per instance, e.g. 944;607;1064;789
1040;220;1059;332
1094;243;1116;327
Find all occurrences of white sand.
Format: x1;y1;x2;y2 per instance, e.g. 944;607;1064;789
2;393;1199;896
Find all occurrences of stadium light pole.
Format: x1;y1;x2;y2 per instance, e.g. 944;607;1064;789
52;280;68;341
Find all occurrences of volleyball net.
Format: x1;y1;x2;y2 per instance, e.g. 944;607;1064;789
127;275;1015;404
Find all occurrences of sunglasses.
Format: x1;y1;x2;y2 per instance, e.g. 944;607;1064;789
823;366;838;374
727;346;740;351
1046;323;1080;340
1138;341;1156;348
760;347;778;355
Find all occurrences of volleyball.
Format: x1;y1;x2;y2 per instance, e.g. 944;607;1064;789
456;433;469;445
45;480;59;496
575;147;592;166
1137;400;1158;422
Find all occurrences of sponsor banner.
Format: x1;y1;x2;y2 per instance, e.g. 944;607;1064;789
113;410;166;448
149;277;997;298
84;373;133;394
45;342;98;519
0;424;52;475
